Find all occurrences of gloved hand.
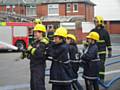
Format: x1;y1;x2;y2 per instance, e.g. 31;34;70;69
27;45;33;51
20;51;27;59
108;50;112;58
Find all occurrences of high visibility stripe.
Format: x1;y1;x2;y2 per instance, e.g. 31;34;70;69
48;35;53;37
98;51;106;54
27;45;32;51
50;79;74;83
107;46;111;48
91;59;100;62
47;56;53;60
31;48;36;55
41;38;49;44
63;60;71;64
97;40;105;43
83;75;98;79
99;72;105;75
70;60;81;63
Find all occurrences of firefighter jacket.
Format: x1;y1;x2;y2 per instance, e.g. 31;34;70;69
47;42;75;85
47;31;54;41
91;26;112;55
68;43;80;79
29;38;49;68
28;37;49;90
81;43;101;80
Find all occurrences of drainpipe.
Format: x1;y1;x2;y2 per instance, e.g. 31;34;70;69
84;0;87;21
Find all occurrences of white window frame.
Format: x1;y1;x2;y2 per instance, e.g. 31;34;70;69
12;5;16;13
73;3;78;12
6;6;10;8
66;3;71;13
48;4;59;16
6;6;10;12
26;6;36;16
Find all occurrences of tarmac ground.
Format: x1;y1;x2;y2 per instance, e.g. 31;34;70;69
0;34;120;90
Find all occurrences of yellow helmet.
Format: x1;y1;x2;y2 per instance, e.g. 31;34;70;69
94;16;104;26
86;32;100;41
54;27;67;38
67;34;77;41
34;19;42;24
34;24;46;33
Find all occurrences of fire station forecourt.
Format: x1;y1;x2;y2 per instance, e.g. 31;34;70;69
0;34;120;90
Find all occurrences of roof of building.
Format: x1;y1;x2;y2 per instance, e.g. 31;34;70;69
0;0;95;5
0;0;36;5
36;0;94;5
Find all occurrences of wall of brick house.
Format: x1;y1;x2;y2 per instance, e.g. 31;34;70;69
65;3;94;21
15;5;26;15
0;5;26;15
65;3;85;16
0;5;5;11
37;3;94;20
37;4;48;17
0;6;2;11
0;5;7;11
86;5;94;21
59;4;66;16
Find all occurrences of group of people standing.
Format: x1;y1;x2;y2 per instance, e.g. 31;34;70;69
21;16;112;90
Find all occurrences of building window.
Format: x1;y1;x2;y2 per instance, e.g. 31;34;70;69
48;4;59;16
6;6;10;12
26;6;36;16
12;6;16;14
73;3;78;12
66;3;71;13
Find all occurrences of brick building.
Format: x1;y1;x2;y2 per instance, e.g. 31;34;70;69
0;0;36;16
0;0;95;21
36;0;95;42
0;0;95;42
36;0;95;22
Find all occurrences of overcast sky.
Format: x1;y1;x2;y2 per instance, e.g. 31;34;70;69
91;0;120;20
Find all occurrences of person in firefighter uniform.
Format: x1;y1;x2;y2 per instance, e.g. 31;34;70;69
81;32;100;90
27;24;49;90
47;27;74;90
66;34;83;90
90;16;112;81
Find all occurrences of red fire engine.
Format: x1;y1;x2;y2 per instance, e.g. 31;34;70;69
0;22;34;50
